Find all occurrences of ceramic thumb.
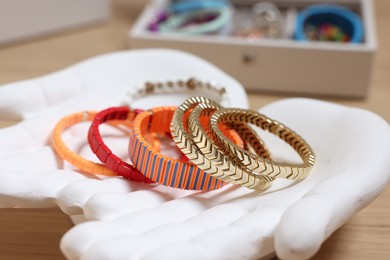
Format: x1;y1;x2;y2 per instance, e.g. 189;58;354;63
274;169;390;260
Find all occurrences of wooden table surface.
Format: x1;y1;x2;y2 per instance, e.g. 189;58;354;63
0;0;388;259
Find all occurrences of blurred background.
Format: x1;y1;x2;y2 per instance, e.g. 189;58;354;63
0;0;388;121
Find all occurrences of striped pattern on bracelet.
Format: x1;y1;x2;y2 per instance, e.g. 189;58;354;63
129;106;244;190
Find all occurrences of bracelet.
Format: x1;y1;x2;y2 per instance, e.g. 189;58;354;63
294;4;363;43
171;97;272;190
158;7;232;35
52;110;159;180
209;108;316;180
170;0;231;14
122;78;230;107
52;111;119;177
129;106;245;190
88;106;153;183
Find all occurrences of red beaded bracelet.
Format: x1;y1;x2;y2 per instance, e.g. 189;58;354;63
88;106;154;183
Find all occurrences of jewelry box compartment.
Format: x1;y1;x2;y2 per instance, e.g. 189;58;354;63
129;0;376;98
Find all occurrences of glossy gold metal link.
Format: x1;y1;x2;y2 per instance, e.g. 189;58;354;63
195;103;271;160
188;103;273;188
226;122;271;159
209;108;315;180
170;97;271;190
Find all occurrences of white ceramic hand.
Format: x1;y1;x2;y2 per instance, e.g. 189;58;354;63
60;98;390;260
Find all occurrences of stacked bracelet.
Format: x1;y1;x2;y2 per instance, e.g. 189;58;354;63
52;110;160;181
52;79;312;192
171;97;271;190
129;106;244;190
88;106;153;183
87;77;229;182
130;106;214;190
171;97;316;190
52;111;120;177
52;78;233;185
209;108;315;180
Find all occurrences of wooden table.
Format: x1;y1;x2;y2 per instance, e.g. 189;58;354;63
0;1;388;259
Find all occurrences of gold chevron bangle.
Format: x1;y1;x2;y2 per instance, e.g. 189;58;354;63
171;97;272;190
209;108;316;180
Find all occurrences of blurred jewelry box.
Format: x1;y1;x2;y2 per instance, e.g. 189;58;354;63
128;0;376;98
0;0;110;46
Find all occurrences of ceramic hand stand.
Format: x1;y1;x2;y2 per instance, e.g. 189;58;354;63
0;49;389;260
